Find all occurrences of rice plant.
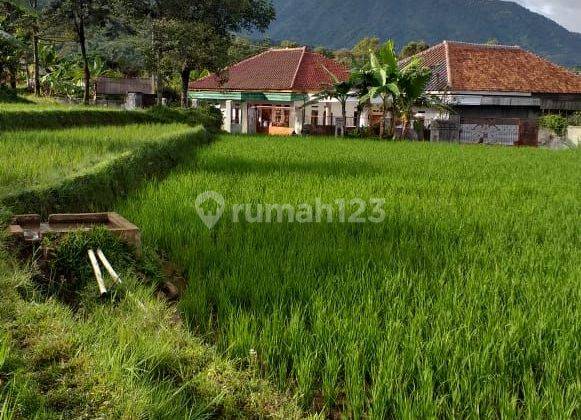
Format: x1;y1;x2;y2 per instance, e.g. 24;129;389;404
0;123;192;197
120;134;581;417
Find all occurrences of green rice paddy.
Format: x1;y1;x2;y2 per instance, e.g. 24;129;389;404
120;134;581;417
0;123;192;197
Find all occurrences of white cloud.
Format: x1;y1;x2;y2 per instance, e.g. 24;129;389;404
512;0;581;32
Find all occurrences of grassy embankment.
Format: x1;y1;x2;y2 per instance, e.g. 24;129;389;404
0;124;191;197
0;98;223;132
0;228;301;418
120;134;581;417
0;104;302;418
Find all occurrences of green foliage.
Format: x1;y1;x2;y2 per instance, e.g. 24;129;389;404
307;66;356;130
279;40;300;48
2;125;209;216
228;36;270;64
120;134;581;417
399;40;429;59
0;106;154;131
0;123;194;198
351;36;380;67
567;112;581;126
41;228;135;300
0;232;301;418
359;40;400;137
313;46;334;58
539;114;569;137
0;106;299;418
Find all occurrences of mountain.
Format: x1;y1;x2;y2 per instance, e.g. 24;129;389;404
266;0;581;67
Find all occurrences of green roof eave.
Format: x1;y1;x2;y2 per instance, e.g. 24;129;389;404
189;91;307;102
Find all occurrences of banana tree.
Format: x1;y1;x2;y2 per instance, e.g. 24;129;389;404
71;56;115;98
395;59;449;139
350;67;375;129
40;58;81;98
359;40;400;138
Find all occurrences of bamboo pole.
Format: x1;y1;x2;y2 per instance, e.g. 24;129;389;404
88;249;107;297
96;249;122;284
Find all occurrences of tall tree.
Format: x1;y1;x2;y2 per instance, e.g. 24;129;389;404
334;48;354;68
0;29;21;88
0;1;27;89
306;67;355;136
29;0;41;95
3;0;43;94
394;59;432;139
178;0;274;108
20;0;44;95
45;0;112;104
121;0;274;107
156;19;229;107
359;40;400;138
351;37;380;67
228;36;270;64
399;40;429;59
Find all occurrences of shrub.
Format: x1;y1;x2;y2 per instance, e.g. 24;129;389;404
0;87;30;104
0;109;153;131
567;112;581;126
146;105;222;132
538;114;568;137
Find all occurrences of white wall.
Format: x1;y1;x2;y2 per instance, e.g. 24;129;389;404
305;98;359;126
567;126;581;146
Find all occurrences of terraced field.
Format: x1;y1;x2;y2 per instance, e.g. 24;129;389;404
0;123;192;197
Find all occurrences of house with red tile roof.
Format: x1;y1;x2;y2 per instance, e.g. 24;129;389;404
409;41;581;145
189;47;352;135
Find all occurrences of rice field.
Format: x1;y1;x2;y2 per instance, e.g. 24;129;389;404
120;134;581;417
0;123;192;197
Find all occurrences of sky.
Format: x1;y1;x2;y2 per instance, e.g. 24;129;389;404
513;0;581;33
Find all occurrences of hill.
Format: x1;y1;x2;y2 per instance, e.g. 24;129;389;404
266;0;581;67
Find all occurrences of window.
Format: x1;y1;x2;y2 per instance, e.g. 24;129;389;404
311;108;319;125
272;106;290;127
231;104;240;125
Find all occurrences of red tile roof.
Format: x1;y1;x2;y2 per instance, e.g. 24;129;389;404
189;47;350;93
408;41;581;94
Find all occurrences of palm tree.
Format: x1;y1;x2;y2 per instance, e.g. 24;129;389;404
358;40;400;138
304;66;354;136
350;67;375;130
395;59;449;139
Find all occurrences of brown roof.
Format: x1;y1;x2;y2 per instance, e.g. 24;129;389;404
408;41;581;94
95;77;155;95
189;47;350;93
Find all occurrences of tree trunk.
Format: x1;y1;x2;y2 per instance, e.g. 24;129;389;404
78;17;90;105
401;118;409;140
32;34;41;96
341;100;347;137
379;97;387;138
9;69;17;89
180;63;190;108
155;78;161;104
388;108;396;138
